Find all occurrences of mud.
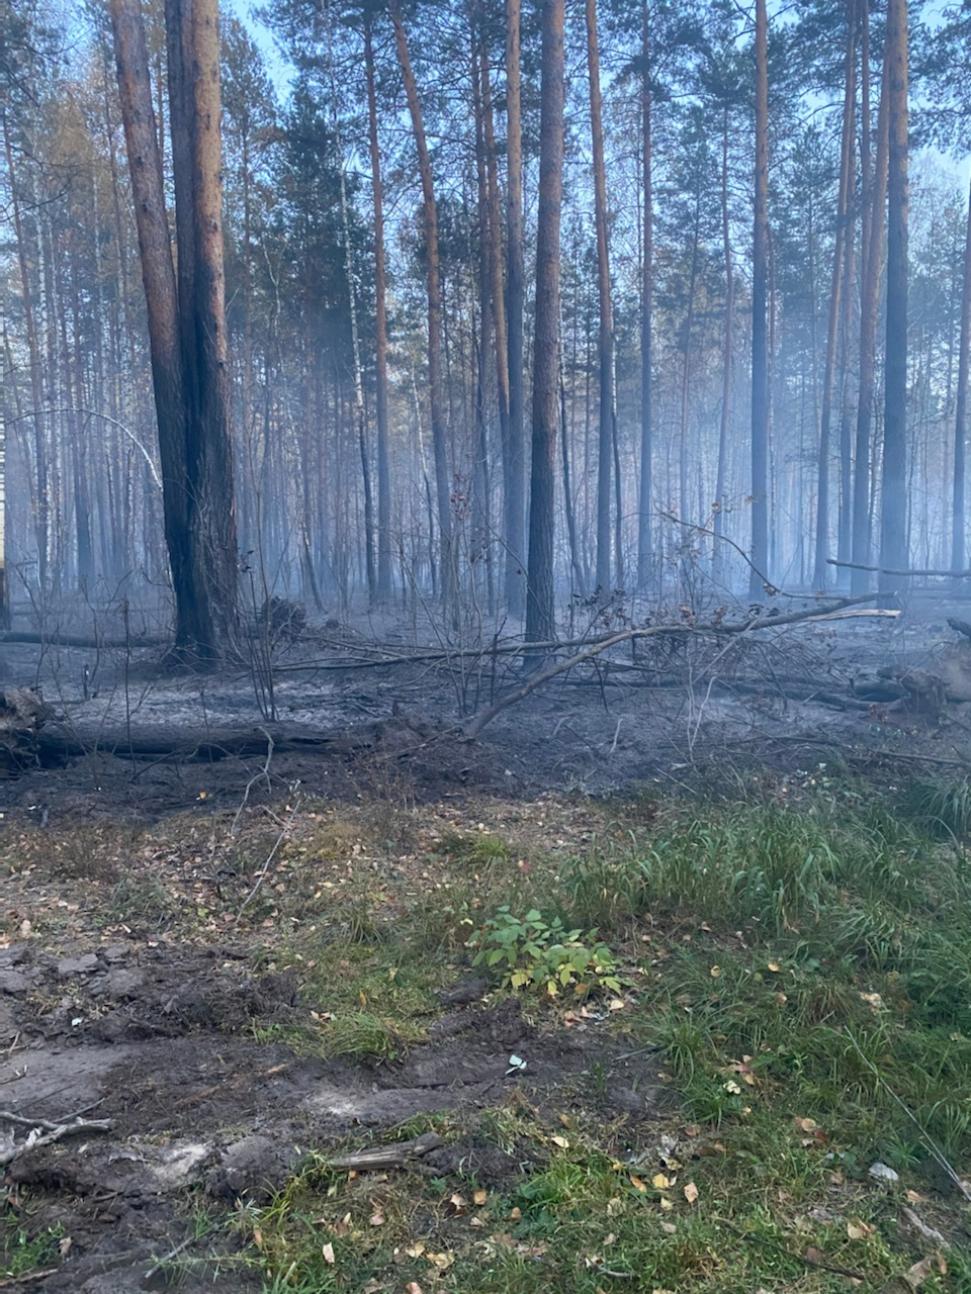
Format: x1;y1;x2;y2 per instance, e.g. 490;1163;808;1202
1;930;662;1291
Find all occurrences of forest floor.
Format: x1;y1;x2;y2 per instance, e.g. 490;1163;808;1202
2;600;971;1291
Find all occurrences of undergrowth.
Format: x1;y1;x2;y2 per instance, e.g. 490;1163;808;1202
190;786;971;1290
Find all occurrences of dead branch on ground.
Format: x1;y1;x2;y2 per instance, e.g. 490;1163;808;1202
0;1110;112;1167
463;597;888;737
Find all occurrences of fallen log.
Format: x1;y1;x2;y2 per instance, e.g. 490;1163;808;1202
0;630;168;649
33;719;395;764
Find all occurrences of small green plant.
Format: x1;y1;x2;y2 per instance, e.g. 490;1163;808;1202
470;907;620;997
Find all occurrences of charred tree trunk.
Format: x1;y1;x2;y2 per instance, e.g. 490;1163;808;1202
525;0;565;645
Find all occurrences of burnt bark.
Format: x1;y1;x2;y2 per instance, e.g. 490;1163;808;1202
525;0;565;645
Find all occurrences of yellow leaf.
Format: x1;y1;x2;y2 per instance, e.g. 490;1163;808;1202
321;1242;335;1265
767;961;781;972
651;1172;671;1190
473;1189;488;1206
846;1220;873;1241
683;1182;699;1204
709;965;722;978
426;1251;454;1270
659;1197;674;1211
405;1242;426;1258
629;1175;648;1193
551;1135;570;1149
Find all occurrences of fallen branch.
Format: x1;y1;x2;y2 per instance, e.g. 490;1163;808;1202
0;1110;112;1167
321;1131;444;1171
827;557;971;578
464;597;884;737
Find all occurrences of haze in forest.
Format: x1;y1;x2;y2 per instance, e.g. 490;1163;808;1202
1;0;970;658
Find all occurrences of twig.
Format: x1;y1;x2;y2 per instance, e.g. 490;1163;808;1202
231;728;275;833
143;1233;199;1281
234;782;302;922
0;1267;61;1288
716;1217;866;1281
844;1029;971;1202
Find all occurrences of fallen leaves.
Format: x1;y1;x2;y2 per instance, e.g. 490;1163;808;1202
683;1181;699;1204
846;1219;873;1241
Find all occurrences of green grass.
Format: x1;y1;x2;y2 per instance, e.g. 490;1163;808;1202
228;788;971;1291
0;1218;62;1280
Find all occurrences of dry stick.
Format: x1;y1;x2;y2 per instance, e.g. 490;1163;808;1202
0;1267;61;1289
0;1112;112;1167
230;727;275;834
716;1217;866;1282
234;782;302;922
844;1029;971;1202
464;598;881;738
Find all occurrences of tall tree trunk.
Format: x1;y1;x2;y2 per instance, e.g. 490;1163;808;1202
714;106;733;585
880;0;909;590
114;0;237;661
109;0;192;643
504;0;526;615
389;0;453;607
330;25;374;605
813;18;856;589
164;0;239;658
586;0;615;598
851;50;889;592
3;113;48;594
364;20;393;604
952;177;971;572
749;0;770;595
637;1;653;592
525;0;565;644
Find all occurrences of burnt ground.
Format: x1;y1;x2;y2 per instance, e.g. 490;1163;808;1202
0;937;663;1292
2;596;971;1290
